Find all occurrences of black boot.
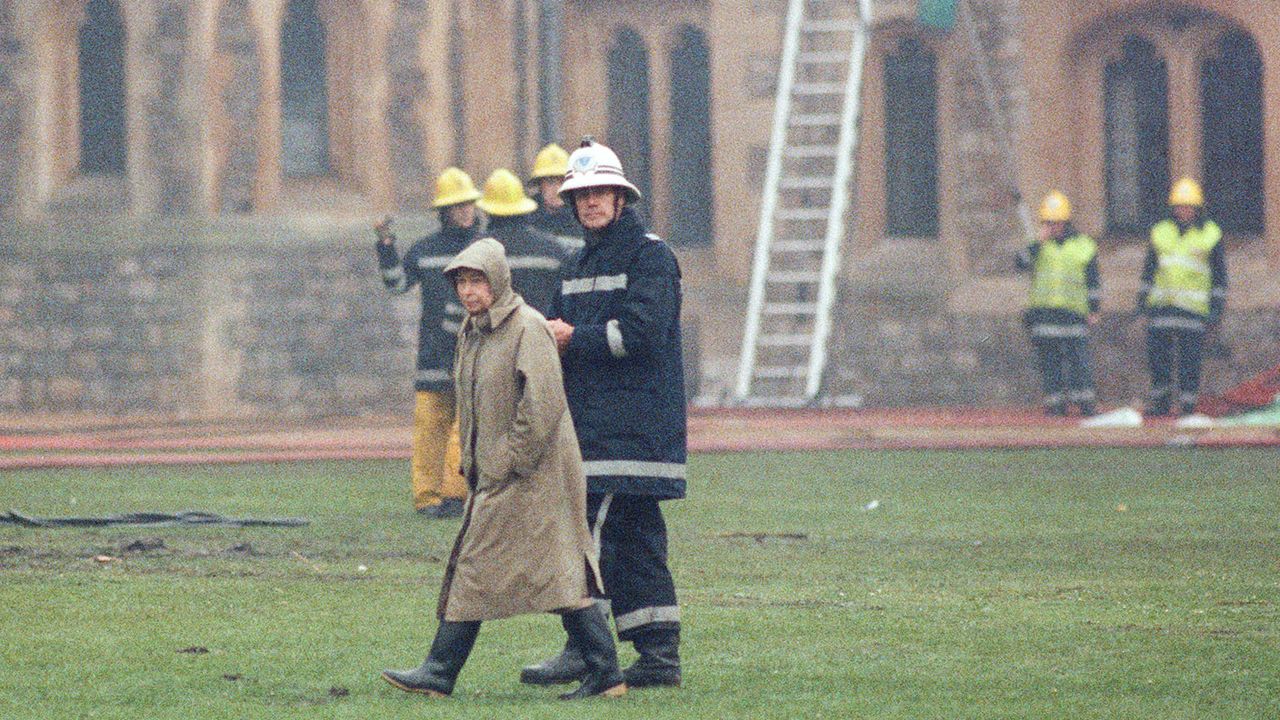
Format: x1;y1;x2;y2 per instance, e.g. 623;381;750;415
519;639;587;685
623;625;681;688
558;605;627;700
381;620;480;697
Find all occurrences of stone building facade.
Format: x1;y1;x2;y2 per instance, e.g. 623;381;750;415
0;0;1278;416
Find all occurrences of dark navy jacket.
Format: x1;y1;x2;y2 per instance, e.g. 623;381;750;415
484;215;568;318
550;207;686;499
530;198;583;245
376;222;478;392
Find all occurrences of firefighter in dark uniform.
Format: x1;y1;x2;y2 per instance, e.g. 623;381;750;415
374;167;481;517
1015;191;1100;417
527;143;584;247
521;139;686;689
1138;177;1228;417
474;168;568;316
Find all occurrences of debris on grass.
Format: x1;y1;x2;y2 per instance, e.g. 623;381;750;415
224;542;258;556
177;646;209;654
328;686;350;698
120;537;165;554
93;554;117;564
291;550;323;572
222;674;242;681
715;531;808;543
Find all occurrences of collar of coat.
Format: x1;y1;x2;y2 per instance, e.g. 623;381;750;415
444;237;524;332
583;205;643;248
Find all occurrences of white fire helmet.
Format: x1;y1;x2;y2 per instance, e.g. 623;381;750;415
558;137;642;203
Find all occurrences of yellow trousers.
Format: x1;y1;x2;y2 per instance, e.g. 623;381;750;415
412;391;468;509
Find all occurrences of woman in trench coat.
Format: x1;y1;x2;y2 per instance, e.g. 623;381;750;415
381;237;626;700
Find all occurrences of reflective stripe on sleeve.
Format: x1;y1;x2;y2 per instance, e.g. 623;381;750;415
606;319;627;358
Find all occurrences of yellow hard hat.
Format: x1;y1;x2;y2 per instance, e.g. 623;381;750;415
1168;177;1203;207
477;168;538;217
431;167;482;208
529;143;569;182
1038;191;1071;222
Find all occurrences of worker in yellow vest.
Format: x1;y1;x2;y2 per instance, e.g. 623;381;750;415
1137;178;1227;416
1016;191;1100;416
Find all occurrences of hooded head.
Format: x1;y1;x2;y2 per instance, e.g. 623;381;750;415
444;238;520;328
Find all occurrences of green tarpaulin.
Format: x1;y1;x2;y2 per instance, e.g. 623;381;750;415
919;0;957;30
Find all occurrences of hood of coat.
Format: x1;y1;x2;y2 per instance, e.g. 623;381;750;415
444;237;522;329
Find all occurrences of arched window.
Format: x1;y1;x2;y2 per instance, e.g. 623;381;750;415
669;25;713;246
883;37;938;237
1201;30;1263;233
280;0;330;177
78;0;126;176
1104;35;1168;234
607;27;652;210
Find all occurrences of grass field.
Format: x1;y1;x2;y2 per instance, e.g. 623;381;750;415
2;448;1278;719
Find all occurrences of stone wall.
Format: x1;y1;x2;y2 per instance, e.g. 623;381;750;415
0;0;20;220
230;245;412;415
947;0;1030;275
386;0;432;210
0;244;201;412
142;1;199;215
0;222;416;416
216;0;261;215
826;288;1280;409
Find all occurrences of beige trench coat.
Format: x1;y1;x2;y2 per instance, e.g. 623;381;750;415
437;238;603;621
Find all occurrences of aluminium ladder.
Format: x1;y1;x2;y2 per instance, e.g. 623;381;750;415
734;0;873;406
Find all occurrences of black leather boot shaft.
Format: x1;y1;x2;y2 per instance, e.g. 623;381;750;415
381;620;480;696
520;638;587;685
623;625;681;688
558;605;626;700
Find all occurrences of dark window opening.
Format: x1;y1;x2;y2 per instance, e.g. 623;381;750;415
606;27;652;212
280;0;330;177
1201;30;1263;233
78;0;126;176
1104;35;1169;234
669;26;713;246
883;37;939;237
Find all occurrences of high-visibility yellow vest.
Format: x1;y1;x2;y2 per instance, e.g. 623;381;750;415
1146;219;1221;317
1029;233;1096;316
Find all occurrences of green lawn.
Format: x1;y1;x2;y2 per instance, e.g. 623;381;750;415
2;449;1277;719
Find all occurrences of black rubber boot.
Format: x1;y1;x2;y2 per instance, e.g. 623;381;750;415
558;605;627;700
381;620;480;697
520;639;587;685
623;625;681;688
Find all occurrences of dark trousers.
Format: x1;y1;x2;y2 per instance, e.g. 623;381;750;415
587;493;679;643
1030;335;1095;408
1147;326;1204;411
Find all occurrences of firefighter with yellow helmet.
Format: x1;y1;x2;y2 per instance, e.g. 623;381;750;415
1016;191;1100;416
527;143;583;242
476;167;568;315
373;167;482;517
1137;177;1228;416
